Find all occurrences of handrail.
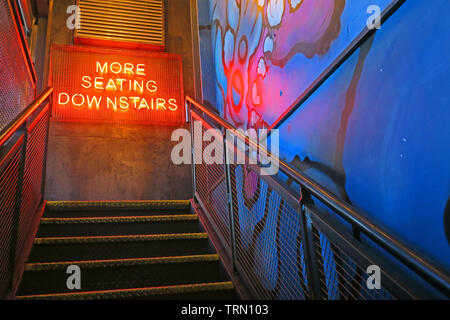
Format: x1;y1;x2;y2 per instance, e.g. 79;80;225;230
267;0;406;132
8;0;37;89
0;87;53;147
186;95;450;296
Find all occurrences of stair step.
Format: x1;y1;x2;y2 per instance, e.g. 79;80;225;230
44;209;192;218
16;200;239;299
37;215;201;237
29;233;213;263
18;254;226;295
16;282;236;300
44;200;191;218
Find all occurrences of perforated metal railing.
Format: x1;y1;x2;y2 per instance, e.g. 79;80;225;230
0;88;53;299
191;112;231;248
186;97;450;300
228;163;311;300
0;0;35;133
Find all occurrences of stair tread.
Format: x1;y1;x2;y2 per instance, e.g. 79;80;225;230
25;254;220;271
34;233;209;244
47;200;190;211
16;281;234;300
43;210;192;218
40;214;198;224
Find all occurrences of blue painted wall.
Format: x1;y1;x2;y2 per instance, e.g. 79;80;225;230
277;0;450;271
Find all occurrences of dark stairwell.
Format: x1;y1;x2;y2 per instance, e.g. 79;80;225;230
16;200;238;300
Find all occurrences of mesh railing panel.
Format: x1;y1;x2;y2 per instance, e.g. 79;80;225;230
0;140;23;296
312;226;395;300
17;105;49;262
0;0;35;132
0;97;51;298
230;164;310;300
188;99;447;300
191;113;231;249
189;107;401;300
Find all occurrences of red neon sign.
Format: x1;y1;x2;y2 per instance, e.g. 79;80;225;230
50;45;184;124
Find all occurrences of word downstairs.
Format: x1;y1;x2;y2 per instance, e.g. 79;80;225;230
58;93;178;112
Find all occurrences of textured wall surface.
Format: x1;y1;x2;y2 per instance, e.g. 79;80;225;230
45;0;194;201
45;121;191;200
165;0;195;99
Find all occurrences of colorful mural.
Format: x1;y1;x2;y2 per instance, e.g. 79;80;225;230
199;0;450;293
204;0;391;128
277;0;450;272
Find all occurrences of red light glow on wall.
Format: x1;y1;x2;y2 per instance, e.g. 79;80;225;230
50;45;184;125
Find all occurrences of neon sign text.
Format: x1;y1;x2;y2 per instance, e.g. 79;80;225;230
57;61;178;112
51;45;184;124
58;93;177;111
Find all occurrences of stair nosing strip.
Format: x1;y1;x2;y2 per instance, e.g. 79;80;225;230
16;282;234;300
46;200;190;211
25;254;220;271
40;214;198;224
34;233;208;244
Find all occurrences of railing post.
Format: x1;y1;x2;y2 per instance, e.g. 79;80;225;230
298;191;323;300
223;128;237;274
187;101;196;198
41;95;52;201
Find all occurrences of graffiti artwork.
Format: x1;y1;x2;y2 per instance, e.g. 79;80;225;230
199;0;450;289
211;164;393;299
204;0;392;128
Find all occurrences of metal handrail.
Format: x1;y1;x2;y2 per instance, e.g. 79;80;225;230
0;87;53;147
186;96;450;296
267;0;405;132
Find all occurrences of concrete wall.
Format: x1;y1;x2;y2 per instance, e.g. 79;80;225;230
165;0;195;100
44;0;194;201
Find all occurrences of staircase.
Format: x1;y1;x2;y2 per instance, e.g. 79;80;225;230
16;200;238;300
